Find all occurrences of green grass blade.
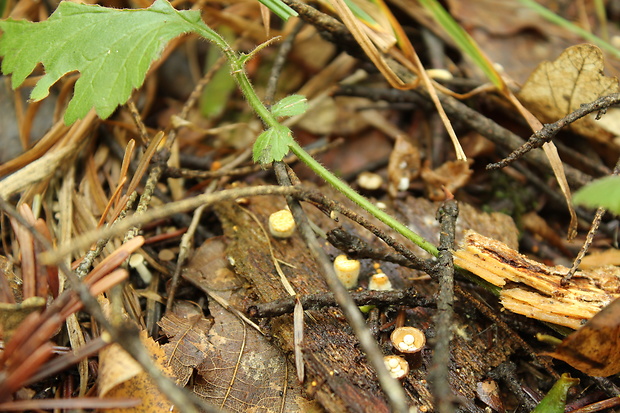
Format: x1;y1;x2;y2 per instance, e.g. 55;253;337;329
417;0;504;90
519;0;620;60
255;0;297;20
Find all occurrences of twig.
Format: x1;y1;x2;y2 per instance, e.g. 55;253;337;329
0;197;216;413
301;191;435;273
247;288;434;318
487;92;620;170
75;132;165;278
562;206;605;284
429;196;458;413
564;155;620;283
280;0;360;54
125;97;149;146
274;162;410;413
264;19;305;105
41;185;304;264
164;138;344;180
326;227;434;270
338;85;591;188
591;376;620;401
488;362;538;411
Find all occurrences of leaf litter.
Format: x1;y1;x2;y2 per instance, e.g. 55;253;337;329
2;0;620;412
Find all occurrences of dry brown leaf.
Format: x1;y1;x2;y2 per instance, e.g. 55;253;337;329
579;248;620;270
183;237;318;412
388;135;420;197
518;44;620;143
420;159;473;201
0;297;46;343
546;297;620;377
159;307;212;387
476;379;505;413
194;299;305;412
454;230;620;329
99;330;176;412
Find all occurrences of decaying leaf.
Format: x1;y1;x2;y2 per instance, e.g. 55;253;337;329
546;297;620;376
99;329;176;412
182;236;318;412
518;44;620;142
453;230;620;329
193;299;301;412
476;379;504;413
387;134;420;197
0;297;46;343
159;307;212;387
421;159;473;201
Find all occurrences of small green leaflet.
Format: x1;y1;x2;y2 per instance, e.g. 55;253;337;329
0;0;204;124
253;125;294;164
531;374;578;413
271;94;308;118
573;175;620;215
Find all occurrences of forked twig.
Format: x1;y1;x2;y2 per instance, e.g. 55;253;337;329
487;93;620;170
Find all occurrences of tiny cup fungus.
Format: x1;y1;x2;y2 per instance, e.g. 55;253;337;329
391;326;425;363
269;209;296;238
368;272;392;291
333;255;361;289
383;355;409;380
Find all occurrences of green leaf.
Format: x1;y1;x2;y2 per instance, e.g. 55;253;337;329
0;0;204;124
253;125;293;164
531;374;578;413
573;175;620;214
271;94;308;118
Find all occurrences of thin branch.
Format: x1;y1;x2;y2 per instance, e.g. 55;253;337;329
429;197;458;413
264;19;305;105
326;227;433;270
564;154;620;282
0;197;217;413
274;162;410;413
487;92;620;170
247;288;434;318
338;85;591;188
301;191;435;273
41;185;302;264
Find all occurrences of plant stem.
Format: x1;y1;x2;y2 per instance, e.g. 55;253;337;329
193;22;439;258
289;141;439;256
